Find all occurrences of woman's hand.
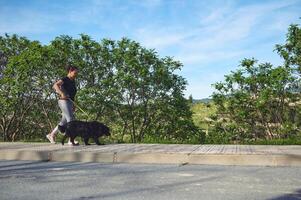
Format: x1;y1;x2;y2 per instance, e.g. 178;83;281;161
61;94;68;99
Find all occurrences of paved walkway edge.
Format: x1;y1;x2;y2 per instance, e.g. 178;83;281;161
1;150;301;166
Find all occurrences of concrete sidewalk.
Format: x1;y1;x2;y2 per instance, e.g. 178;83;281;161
0;143;301;166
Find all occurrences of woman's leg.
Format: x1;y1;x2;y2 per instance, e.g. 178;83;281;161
50;126;59;137
47;100;75;144
46;125;59;144
58;100;75;123
58;99;78;145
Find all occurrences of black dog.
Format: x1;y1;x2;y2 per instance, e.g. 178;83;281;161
60;120;110;145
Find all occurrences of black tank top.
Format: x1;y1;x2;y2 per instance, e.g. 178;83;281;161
61;77;77;101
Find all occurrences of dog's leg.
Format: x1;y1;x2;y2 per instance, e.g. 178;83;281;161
84;137;90;145
70;136;78;146
94;137;103;145
61;134;67;145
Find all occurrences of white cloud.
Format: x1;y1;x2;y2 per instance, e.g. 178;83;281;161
132;0;300;98
135;0;162;8
135;27;187;49
0;8;58;34
185;84;214;99
0;0;299;98
176;50;247;66
199;1;234;25
135;0;300;67
0;1;112;35
184;72;227;99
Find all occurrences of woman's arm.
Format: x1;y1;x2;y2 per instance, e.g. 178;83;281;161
52;79;67;99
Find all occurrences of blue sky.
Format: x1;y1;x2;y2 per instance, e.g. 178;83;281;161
0;0;300;99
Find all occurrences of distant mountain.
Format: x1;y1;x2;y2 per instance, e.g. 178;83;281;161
192;98;212;104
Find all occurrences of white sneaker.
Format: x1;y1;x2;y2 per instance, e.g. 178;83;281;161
46;134;55;144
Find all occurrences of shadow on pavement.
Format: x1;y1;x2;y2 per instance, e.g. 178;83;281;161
267;189;301;200
72;176;221;199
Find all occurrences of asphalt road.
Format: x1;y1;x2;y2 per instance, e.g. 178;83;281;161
0;160;300;200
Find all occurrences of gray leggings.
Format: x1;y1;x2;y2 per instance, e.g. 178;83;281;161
58;99;75;126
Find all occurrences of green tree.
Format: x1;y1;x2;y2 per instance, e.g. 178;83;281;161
211;24;301;142
0;34;58;141
0;34;202;143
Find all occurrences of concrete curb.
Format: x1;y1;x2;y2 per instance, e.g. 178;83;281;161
0;150;50;162
50;151;115;163
187;154;301;166
1;149;301;166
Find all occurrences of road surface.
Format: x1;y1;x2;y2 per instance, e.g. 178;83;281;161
0;160;300;200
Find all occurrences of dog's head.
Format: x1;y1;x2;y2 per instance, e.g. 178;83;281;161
101;124;110;137
58;124;67;133
91;121;111;137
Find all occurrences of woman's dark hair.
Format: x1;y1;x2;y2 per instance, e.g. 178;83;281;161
65;64;78;72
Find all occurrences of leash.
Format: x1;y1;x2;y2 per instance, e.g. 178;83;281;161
69;99;91;120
